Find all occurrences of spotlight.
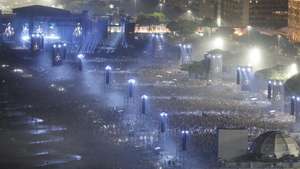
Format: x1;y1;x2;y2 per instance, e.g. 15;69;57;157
21;35;30;41
141;95;148;100
128;79;136;84
77;54;85;59
105;65;112;71
160;112;168;117
213;37;224;49
181;130;189;134
248;47;261;68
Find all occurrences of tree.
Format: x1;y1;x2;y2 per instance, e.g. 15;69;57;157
201;17;217;27
167;19;198;38
163;0;188;19
138;0;160;13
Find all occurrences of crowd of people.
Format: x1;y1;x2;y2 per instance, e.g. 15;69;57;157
110;66;295;167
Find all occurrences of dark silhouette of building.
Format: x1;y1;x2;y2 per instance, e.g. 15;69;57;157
220;0;288;28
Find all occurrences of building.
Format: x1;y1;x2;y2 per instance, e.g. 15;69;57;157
220;0;288;28
195;0;218;19
221;0;249;27
219;131;300;169
288;0;300;43
249;0;288;28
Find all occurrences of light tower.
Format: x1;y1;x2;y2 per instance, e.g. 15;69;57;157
141;95;148;114
105;65;112;86
128;79;136;98
160;112;168;133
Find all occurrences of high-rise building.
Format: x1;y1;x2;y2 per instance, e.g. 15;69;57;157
221;0;249;27
196;0;218;19
220;0;288;28
249;0;288;28
288;0;300;43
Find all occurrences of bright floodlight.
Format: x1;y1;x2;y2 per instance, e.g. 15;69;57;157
105;65;112;71
13;68;24;73
21;35;30;41
109;4;114;9
247;47;261;68
187;10;192;14
181;130;189;134
53;44;57;48
77;54;85;59
141;95;148;100
213;37;224;49
159;3;163;8
160;112;168;117
217;17;221;27
277;34;281;39
128;79;136;84
287;63;298;78
63;43;67;47
247;25;252;31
